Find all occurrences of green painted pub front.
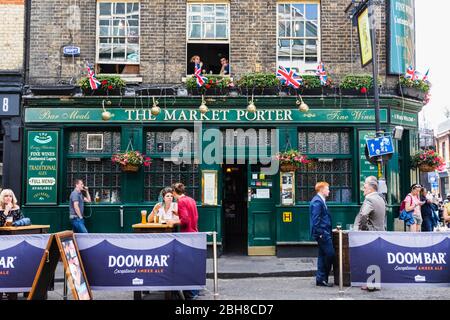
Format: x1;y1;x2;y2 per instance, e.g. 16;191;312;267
22;95;422;256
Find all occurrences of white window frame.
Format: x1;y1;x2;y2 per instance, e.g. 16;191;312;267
276;2;321;74
86;134;104;151
186;2;230;44
96;1;141;65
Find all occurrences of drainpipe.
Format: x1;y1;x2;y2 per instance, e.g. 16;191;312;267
23;0;31;85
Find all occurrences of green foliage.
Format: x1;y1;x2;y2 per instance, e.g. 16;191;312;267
340;74;379;90
186;75;231;90
399;76;431;93
236;73;280;88
111;150;151;167
276;149;311;167
78;75;126;91
301;75;332;88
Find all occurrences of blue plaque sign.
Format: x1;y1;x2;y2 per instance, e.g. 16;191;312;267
63;46;81;57
366;135;394;158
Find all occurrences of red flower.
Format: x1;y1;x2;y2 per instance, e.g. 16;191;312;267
101;80;108;85
360;87;367;94
205;84;211;89
108;85;113;90
209;80;213;84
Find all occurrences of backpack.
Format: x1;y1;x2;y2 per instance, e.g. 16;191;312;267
399;194;413;213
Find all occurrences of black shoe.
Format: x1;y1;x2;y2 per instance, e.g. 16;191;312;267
316;280;333;287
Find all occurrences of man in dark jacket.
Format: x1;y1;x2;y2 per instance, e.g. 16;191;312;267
309;181;335;287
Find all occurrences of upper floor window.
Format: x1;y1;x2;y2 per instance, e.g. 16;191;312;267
187;3;230;75
188;4;229;40
277;3;320;74
97;2;140;74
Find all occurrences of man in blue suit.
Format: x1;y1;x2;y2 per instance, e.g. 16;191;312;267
309;181;335;287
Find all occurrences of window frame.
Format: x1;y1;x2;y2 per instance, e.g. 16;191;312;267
186;2;231;43
296;129;353;204
65;130;122;204
96;1;141;65
276;2;321;74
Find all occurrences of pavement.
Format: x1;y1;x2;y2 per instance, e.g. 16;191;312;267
31;256;450;300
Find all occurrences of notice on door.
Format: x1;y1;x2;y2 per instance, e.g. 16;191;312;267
256;189;271;199
26;131;59;204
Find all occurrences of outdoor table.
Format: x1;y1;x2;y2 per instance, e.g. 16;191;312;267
0;224;50;235
132;222;177;233
0;225;51;300
132;222;180;300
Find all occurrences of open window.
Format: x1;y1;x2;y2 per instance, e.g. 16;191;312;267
96;2;140;75
187;3;230;75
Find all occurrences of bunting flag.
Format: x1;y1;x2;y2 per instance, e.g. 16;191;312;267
422;69;430;82
87;64;101;90
194;64;208;87
316;62;328;86
276;66;303;89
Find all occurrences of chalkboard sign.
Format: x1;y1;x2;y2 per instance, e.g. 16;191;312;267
28;231;92;300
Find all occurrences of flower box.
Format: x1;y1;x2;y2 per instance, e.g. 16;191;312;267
398;85;426;101
82;87;124;96
411;149;445;172
280;163;298;172
189;87;229;96
239;86;278;96
112;150;151;172
339;88;374;96
30;85;78;96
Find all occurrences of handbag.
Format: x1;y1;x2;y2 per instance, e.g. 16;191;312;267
399;209;415;226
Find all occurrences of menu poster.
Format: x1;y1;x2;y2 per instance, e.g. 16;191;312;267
256;189;271;199
202;170;218;205
26;131;59;204
281;172;295;206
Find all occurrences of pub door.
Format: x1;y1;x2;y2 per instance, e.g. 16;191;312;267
222;164;248;255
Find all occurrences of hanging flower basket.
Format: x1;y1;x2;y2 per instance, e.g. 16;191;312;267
120;163;140;172
112;150;151;173
276;149;311;172
418;164;437;173
411;149;445;172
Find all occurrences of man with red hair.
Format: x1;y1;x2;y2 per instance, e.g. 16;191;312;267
309;181;335;287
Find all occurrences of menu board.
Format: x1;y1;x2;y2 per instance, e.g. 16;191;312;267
202;170;218;205
359;130;378;202
26;131;59;204
280;171;295;206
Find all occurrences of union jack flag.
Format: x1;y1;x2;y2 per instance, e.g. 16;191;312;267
276;66;303;89
405;65;419;81
316;62;328;86
87;64;101;90
422;69;430;82
194;64;208;87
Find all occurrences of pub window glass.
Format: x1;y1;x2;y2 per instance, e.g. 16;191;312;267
296;130;352;203
65;131;121;203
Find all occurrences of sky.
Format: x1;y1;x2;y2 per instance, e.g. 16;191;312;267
416;0;450;131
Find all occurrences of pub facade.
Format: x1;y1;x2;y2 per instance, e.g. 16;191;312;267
23;0;422;256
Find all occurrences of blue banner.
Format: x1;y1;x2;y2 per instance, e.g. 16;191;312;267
0;235;51;292
349;232;450;287
75;233;207;291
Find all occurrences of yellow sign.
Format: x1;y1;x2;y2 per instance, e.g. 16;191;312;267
357;7;373;66
283;212;292;223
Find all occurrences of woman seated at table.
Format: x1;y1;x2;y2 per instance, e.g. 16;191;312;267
0;189;23;226
148;187;179;224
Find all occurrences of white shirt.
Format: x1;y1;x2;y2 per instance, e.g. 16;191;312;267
156;202;177;221
318;193;327;209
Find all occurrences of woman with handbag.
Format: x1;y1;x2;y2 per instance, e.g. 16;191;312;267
403;184;425;232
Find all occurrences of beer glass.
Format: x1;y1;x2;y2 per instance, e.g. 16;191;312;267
141;210;147;224
5;216;13;227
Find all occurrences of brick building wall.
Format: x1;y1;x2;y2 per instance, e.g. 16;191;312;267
0;0;24;71
28;0;398;87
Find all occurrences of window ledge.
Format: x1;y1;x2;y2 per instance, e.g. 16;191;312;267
97;73;143;84
182;76;233;83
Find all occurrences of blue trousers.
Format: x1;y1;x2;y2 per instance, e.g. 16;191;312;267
421;216;434;232
71;217;88;233
316;236;335;283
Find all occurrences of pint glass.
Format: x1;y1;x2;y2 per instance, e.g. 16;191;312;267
141;210;147;224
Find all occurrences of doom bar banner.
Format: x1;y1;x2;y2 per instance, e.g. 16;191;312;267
0;235;51;292
75;233;207;291
349;232;450;287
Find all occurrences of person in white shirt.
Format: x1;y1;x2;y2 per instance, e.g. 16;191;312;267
148;187;179;223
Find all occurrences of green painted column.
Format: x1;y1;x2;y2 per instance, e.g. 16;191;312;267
121;127;144;203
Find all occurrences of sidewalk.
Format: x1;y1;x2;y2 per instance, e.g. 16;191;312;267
207;255;317;278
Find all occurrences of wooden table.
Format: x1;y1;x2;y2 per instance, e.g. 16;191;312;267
0;225;50;235
132;222;180;300
0;225;51;300
132;223;177;233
